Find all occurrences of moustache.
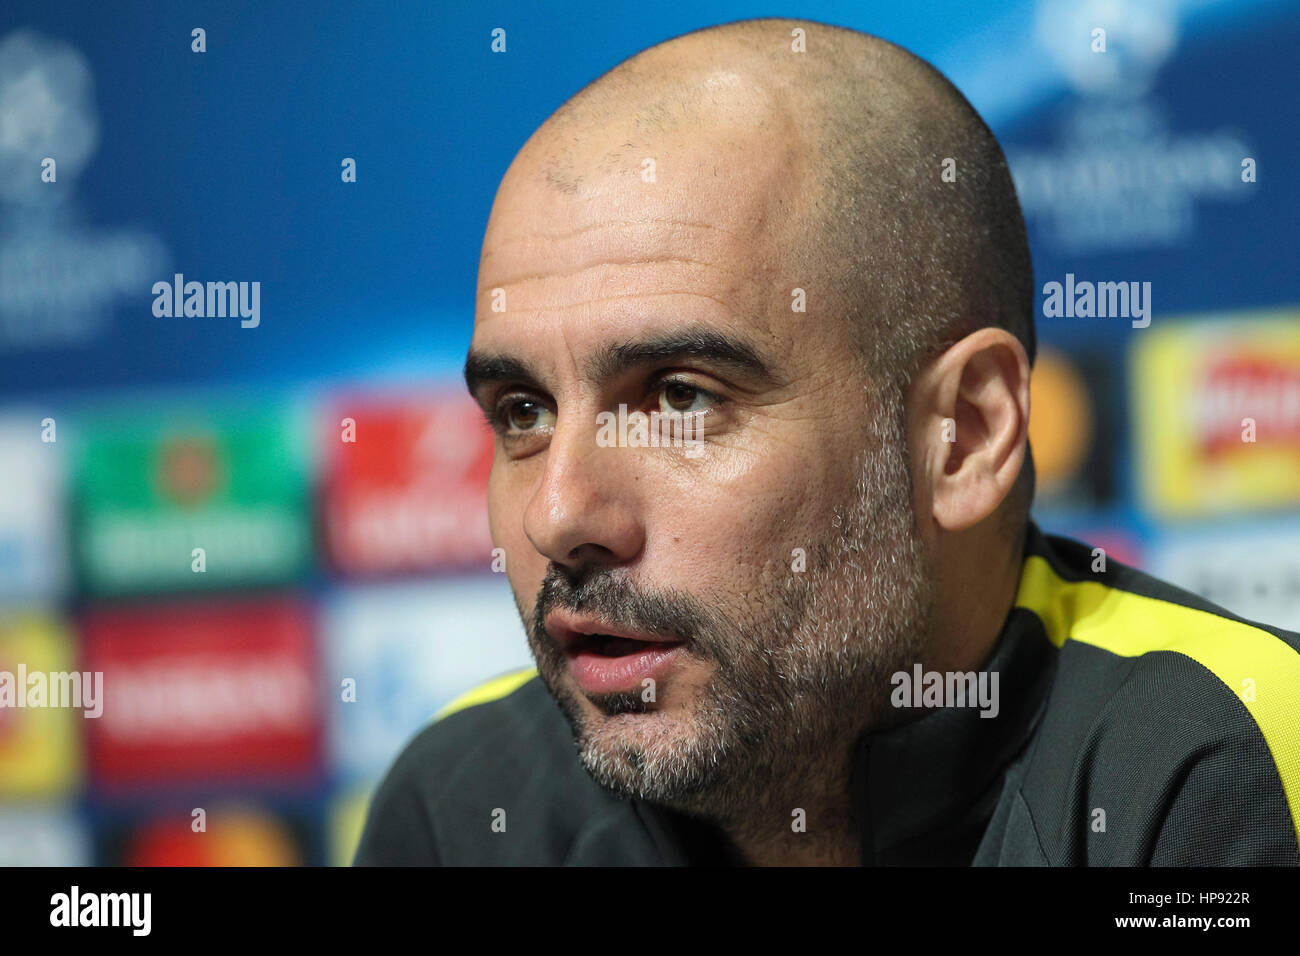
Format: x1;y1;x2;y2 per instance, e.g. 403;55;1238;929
531;564;719;653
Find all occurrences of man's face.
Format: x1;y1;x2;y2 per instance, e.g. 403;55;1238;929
467;99;934;821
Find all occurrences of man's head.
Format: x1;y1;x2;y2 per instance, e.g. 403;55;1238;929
465;18;1034;832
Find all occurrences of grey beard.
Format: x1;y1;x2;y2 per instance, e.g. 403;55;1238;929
524;389;935;832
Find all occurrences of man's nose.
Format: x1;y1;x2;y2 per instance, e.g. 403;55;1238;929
522;412;645;571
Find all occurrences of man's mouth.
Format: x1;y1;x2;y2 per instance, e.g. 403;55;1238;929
546;612;688;696
566;633;674;656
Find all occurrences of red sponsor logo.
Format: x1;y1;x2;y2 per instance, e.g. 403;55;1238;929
115;809;303;866
1197;356;1300;456
82;599;321;789
323;393;494;574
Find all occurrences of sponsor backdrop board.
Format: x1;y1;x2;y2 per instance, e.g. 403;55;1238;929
0;0;1296;864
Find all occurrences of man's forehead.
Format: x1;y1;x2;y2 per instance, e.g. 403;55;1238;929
469;93;819;379
480;177;788;294
477;213;740;303
480;101;808;277
469;206;790;381
467;167;794;393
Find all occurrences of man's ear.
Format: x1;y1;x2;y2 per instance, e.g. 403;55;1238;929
909;328;1030;533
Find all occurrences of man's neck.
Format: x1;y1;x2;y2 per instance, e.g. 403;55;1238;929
715;558;1023;866
714;745;863;866
736;821;861;866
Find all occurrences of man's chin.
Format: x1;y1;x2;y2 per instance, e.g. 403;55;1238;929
563;689;730;805
571;685;693;752
529;651;733;804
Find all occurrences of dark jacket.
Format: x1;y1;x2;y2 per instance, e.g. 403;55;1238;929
354;523;1300;865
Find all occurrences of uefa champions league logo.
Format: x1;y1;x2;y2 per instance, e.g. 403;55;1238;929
0;30;168;351
1035;0;1180;99
1010;0;1253;254
0;30;100;204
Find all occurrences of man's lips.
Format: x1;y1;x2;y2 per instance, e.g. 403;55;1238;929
545;611;683;653
544;611;688;695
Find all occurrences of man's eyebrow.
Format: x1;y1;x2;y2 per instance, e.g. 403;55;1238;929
463;325;778;400
587;326;776;385
463;353;540;399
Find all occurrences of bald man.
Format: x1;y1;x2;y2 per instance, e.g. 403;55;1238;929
355;18;1300;867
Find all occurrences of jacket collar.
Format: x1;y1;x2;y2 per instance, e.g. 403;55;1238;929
637;522;1060;865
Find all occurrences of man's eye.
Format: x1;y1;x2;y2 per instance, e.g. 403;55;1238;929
658;381;716;415
500;398;554;433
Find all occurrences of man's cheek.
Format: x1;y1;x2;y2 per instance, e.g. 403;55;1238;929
485;484;538;617
487;471;524;558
